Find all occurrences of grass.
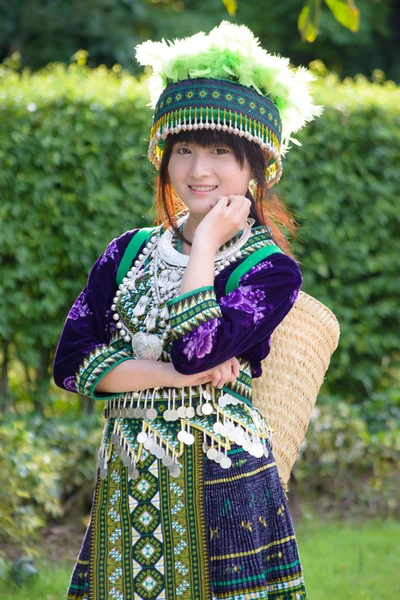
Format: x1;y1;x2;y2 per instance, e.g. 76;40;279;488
297;517;399;599
0;518;398;599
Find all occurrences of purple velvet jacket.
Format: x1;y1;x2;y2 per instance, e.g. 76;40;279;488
53;228;302;400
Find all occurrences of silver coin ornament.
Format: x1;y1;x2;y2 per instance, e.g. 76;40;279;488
137;432;148;444
177;406;187;418
146;407;158;421
220;456;232;469
169;409;179;421
162;454;173;467
214;451;224;464
186;406;195;419
185;432;195;445
202;402;213;416
177;430;187;443
129;466;140;480
207;447;218;460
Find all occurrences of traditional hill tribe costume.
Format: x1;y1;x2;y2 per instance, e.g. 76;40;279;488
54;21;322;600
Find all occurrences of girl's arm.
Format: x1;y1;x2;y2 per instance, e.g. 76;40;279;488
53;230;139;400
166;249;302;375
93;355;234;393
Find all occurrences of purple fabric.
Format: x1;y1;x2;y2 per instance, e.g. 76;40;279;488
182;318;220;361
171;252;302;376
52;230;138;393
53;231;302;394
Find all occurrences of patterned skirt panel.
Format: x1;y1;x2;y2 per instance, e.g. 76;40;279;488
66;420;307;600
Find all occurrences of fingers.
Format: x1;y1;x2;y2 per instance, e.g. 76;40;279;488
211;358;240;389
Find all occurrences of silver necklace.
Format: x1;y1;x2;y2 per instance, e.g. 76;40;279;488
112;214;255;360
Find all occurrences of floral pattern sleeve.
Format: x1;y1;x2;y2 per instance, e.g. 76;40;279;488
167;252;302;375
52;230;138;399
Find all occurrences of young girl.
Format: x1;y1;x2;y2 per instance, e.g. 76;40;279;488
54;21;322;600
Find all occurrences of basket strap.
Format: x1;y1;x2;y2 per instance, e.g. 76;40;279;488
116;227;158;286
225;244;284;295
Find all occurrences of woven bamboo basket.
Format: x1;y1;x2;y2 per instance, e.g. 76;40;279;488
252;291;340;491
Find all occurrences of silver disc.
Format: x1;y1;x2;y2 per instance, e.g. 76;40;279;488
111;433;119;445
207;447;218;460
202;403;213;416
263;446;269;458
202;441;209;453
146;407;158;421
169;409;179;421
97;457;106;470
242;438;252;452
228;430;237;442
185;433;195;445
127;407;135;418
155;446;165;459
144;438;152;450
162;455;173;467
177;406;187;418
213;422;222;434
219;425;228;437
169;467;181;479
177;430;187;443
99;467;108;480
129;467;140;480
134;408;142;419
196;405;204;416
214;451;224;463
137;432;147;444
122;454;130;467
203;390;212;401
121;408;129;418
253;444;264;458
186;406;195;419
220;456;232;469
163;409;171;421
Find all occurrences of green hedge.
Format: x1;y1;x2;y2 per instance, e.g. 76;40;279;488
0;57;399;410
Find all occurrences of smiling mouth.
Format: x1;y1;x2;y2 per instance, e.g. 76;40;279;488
188;185;218;192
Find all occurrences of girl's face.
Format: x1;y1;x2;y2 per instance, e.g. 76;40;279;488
168;140;253;217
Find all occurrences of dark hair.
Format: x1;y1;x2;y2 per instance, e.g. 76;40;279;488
152;129;299;259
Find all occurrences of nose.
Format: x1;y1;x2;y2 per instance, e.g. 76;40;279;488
189;153;212;179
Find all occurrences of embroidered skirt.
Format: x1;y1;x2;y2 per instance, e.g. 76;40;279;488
66;419;307;600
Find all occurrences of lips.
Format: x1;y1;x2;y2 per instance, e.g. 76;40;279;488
188;185;218;192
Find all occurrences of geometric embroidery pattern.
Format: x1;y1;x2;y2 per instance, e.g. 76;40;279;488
166;286;223;339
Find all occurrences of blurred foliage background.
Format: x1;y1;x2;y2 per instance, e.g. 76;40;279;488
0;0;399;80
0;0;399;563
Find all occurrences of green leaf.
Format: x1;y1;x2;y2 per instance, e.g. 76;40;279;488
222;0;237;16
325;0;360;32
298;4;319;43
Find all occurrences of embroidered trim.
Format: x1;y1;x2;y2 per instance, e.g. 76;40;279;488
167;287;223;340
75;339;132;399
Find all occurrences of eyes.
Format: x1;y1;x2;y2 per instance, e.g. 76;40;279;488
175;146;229;156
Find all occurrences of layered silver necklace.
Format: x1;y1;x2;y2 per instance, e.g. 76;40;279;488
111;213;255;360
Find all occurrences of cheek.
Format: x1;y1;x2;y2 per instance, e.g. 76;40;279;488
168;161;187;188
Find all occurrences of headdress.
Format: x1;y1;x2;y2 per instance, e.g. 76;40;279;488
136;21;323;187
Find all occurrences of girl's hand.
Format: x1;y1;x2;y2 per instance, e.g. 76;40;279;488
208;356;240;389
162;357;240;390
193;195;251;252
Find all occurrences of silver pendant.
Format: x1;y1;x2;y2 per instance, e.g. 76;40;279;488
146;407;158;421
131;331;164;360
186;406;195;419
177;406;187;418
202;402;213;416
